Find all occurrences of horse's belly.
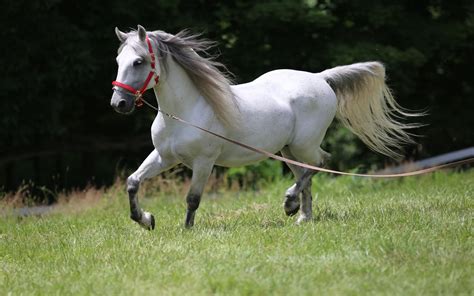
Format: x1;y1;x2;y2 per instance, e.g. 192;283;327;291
215;151;270;167
215;114;294;167
215;138;285;167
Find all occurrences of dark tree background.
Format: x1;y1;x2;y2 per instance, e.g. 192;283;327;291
1;0;473;199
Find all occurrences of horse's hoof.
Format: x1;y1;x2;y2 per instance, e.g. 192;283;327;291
284;197;300;216
139;211;155;231
285;205;300;216
150;214;155;230
296;215;311;225
184;219;194;229
184;210;195;229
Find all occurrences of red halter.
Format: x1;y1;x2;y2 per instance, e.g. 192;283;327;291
112;35;159;107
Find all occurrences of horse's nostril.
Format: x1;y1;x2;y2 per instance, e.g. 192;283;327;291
117;100;126;109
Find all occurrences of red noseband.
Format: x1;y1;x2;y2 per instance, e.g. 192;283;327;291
112;35;159;107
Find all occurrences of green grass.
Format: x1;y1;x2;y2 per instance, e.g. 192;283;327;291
1;171;473;295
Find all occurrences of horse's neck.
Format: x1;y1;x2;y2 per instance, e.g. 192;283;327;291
153;59;201;116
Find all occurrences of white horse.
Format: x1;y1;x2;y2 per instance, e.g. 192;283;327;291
111;25;419;230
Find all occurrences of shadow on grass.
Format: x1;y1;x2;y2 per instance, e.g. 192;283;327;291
197;215;289;231
314;206;355;222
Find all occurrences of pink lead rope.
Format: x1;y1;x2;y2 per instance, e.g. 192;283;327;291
112;35;474;178
150;104;474;178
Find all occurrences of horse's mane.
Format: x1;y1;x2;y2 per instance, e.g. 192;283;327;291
121;29;238;126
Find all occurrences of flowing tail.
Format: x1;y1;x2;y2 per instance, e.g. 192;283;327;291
321;61;422;159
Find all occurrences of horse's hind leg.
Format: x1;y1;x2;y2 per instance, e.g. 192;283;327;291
298;179;313;224
281;148;314;220
283;181;300;216
127;150;177;230
281;147;330;223
285;168;314;223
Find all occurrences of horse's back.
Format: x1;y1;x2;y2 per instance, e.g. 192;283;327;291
233;69;337;131
216;70;337;167
240;70;338;161
233;69;336;106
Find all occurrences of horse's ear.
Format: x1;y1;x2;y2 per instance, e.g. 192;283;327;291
115;27;127;43
137;25;147;42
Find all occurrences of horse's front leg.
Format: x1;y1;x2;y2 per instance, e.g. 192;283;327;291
127;149;177;230
184;159;215;228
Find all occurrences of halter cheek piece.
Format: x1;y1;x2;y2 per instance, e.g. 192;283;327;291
112;35;159;107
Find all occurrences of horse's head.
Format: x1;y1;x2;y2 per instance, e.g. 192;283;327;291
111;25;161;114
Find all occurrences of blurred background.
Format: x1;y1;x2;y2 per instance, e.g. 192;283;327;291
1;0;473;202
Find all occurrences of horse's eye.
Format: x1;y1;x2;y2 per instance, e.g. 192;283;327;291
133;59;143;66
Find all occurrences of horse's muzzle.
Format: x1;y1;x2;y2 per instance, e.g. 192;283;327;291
110;91;135;114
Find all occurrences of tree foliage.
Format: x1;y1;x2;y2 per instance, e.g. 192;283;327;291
1;0;473;193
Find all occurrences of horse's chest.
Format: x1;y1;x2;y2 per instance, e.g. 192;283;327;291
151;119;217;166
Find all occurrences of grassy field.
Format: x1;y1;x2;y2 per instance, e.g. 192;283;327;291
1;170;473;295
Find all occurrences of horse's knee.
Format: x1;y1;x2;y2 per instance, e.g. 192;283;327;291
127;176;139;194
